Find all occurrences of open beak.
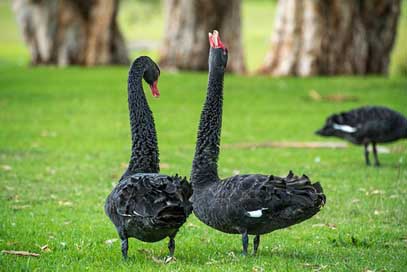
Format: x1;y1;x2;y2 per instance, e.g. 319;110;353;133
149;80;160;98
208;30;226;52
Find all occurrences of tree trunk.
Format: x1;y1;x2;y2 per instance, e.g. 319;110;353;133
159;0;245;73
13;0;129;66
259;0;401;76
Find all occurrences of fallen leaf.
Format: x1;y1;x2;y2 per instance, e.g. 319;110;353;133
41;130;57;137
104;239;118;245
366;189;384;196
307;90;358;103
58;201;73;207
50;194;57;200
374;210;382;215
351;199;360;204
206;258;219;265
2;250;39;257
40;245;51;252
312;223;325;228
326;223;337;230
8;194;20;202
303;263;328;271
1;165;12;171
11;205;31;210
5;186;15;191
252;266;265;272
160;163;170;169
46;167;56;175
308;90;322;101
312;223;336;230
325;94;358;102
6;241;18;246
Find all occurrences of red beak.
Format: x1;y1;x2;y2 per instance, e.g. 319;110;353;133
208;30;226;50
149;80;160;98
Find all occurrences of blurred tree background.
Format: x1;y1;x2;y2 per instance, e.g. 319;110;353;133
5;0;407;76
13;0;129;66
260;0;402;76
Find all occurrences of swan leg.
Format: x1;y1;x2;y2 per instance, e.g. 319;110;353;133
164;234;176;263
241;231;249;256
120;238;128;260
364;143;370;166
168;235;175;257
372;142;380;167
253;235;260;255
118;229;128;260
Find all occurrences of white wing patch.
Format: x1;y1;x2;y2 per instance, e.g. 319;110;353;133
333;123;357;133
245;208;268;218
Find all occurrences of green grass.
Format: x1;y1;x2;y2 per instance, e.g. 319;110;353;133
1;67;407;271
1;0;407;271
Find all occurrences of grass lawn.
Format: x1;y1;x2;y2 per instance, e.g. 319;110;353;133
1;1;407;271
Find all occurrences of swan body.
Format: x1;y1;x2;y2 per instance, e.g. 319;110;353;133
192;172;325;236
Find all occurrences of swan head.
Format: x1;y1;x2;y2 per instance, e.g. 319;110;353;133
316;114;357;137
316;115;337;137
208;30;228;72
142;58;161;98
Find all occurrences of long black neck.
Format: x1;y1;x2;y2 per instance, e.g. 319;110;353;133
122;57;159;179
191;66;225;188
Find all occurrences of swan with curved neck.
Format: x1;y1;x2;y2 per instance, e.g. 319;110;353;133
191;31;325;255
121;56;160;177
105;56;192;260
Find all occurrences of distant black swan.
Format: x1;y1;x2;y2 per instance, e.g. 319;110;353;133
105;57;192;260
316;106;407;166
190;31;326;255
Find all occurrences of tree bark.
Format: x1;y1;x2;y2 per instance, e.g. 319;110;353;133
259;0;401;76
159;0;245;73
13;0;129;66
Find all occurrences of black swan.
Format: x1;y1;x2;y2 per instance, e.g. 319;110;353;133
105;56;192;260
316;106;407;166
190;31;326;255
